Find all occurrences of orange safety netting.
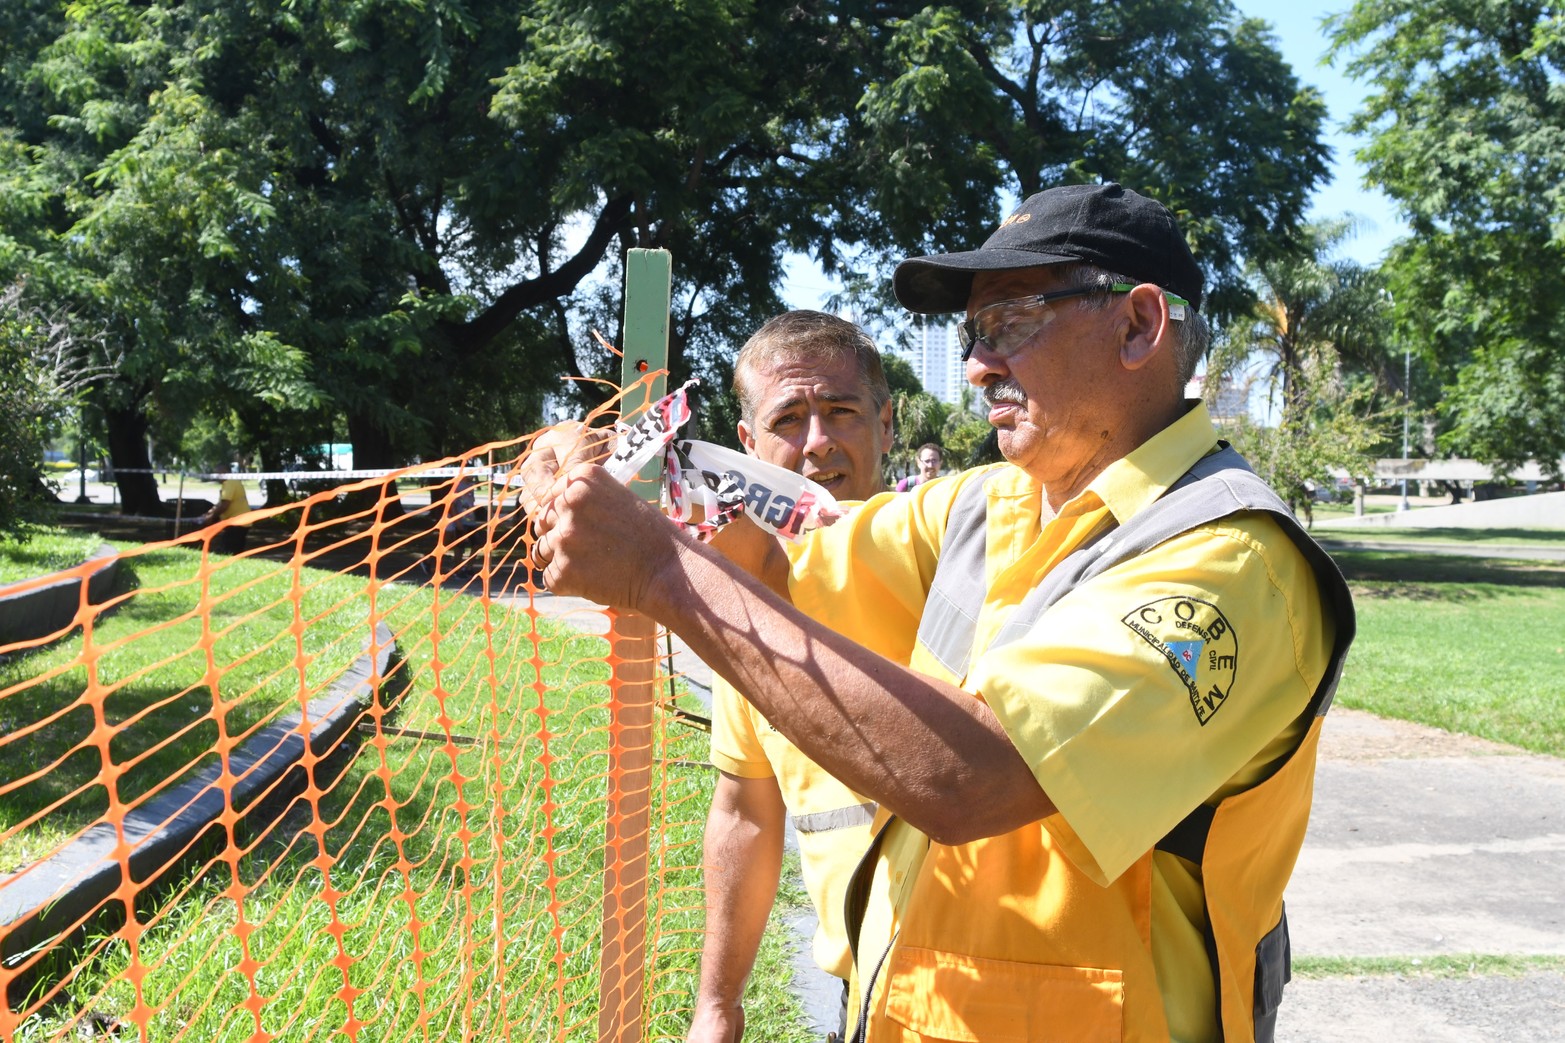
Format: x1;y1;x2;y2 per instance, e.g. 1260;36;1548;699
0;394;712;1042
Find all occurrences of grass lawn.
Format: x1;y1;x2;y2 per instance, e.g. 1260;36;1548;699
1331;550;1565;757
1313;501;1402;519
1;545;377;870
1292;954;1565;979
0;526;106;586
4;543;734;1041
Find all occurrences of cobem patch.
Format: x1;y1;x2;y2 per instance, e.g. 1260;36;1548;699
1121;597;1239;725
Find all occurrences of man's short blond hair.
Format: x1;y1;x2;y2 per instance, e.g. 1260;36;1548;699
733;311;891;425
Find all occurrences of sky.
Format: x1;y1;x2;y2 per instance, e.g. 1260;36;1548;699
781;0;1407;311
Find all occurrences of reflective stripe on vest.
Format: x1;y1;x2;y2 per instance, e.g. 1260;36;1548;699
793;801;877;835
914;469;995;678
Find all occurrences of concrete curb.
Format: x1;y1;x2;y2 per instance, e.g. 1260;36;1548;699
0;621;406;1001
0;545;120;650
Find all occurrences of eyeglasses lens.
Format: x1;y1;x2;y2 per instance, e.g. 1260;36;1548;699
959;298;1057;362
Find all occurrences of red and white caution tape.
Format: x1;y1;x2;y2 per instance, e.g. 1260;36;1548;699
606;381;846;541
603;380;695;483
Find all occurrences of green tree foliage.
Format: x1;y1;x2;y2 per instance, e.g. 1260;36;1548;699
1330;1;1565;478
838;0;1333;321
882;354;925;401
2;1;323;510
878;352;942;477
1;0;875;486
879;357;992;477
0;319;54;535
1204;221;1395;520
889;389;949;478
941;385;994;469
0;0;1331;505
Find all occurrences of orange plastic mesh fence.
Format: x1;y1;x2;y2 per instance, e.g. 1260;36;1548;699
0;393;713;1041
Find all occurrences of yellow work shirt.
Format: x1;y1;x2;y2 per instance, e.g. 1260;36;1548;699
710;676;876;979
215;478;250;521
787;402;1335;1042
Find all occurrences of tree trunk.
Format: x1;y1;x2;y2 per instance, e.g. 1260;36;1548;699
345;411;402;519
104;403;165;516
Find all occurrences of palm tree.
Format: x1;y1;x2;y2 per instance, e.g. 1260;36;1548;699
1204;220;1396;522
889;389;948;480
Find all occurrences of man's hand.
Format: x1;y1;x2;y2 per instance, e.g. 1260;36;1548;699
519;422;684;609
515;422;614;518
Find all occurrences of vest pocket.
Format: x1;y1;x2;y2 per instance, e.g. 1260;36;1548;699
1252;906;1291;1043
883;945;1123;1042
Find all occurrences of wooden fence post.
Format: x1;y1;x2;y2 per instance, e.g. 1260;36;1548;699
598;248;670;1043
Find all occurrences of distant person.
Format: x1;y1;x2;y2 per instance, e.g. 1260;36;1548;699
894;442;944;492
440;473;485;576
198;464;250;554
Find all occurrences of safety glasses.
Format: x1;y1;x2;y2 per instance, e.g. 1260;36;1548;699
956;283;1189;362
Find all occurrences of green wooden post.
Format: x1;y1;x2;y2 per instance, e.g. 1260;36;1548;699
617;249;672;498
598;248;669;1043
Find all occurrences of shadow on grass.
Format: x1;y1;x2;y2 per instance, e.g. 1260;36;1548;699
1332;550;1565;601
1;560;145;852
4;535;714;1037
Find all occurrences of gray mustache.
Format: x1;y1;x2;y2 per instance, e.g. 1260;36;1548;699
983;380;1027;408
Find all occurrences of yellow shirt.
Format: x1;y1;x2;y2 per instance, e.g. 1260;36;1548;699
787;402;1335;1042
215;478;249;521
710;677;875;979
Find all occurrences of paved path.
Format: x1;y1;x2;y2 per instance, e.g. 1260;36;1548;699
504;590;716;704
1276;709;1565;1042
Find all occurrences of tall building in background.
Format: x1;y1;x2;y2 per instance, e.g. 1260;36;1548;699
897;318;966;405
1185;373;1249;423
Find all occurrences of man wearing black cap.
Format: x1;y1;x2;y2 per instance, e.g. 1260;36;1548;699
522;183;1354;1043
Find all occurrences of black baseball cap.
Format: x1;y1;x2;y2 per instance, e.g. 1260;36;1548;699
893;183;1204;314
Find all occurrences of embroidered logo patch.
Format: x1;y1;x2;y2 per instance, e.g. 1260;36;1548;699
1122;597;1239;725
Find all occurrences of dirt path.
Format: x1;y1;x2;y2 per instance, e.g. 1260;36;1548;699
1317;706;1532;761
